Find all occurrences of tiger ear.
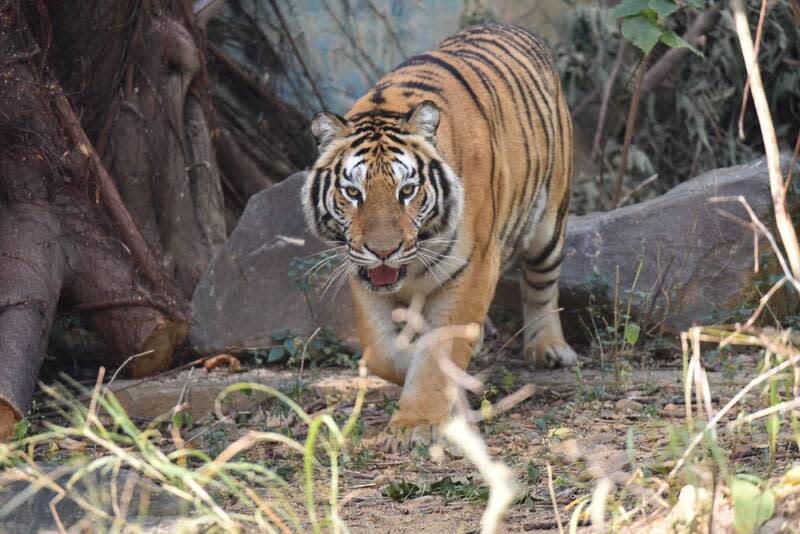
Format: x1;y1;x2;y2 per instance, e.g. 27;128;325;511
406;101;439;142
311;112;348;152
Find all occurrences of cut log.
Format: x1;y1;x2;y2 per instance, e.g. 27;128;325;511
0;206;64;439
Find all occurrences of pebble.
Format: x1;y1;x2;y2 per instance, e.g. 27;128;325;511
615;398;644;412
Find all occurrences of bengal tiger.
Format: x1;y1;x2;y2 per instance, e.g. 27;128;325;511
302;22;577;448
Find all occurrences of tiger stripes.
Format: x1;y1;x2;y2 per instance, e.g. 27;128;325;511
302;23;577;447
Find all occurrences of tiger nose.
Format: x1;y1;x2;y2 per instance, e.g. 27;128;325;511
366;243;401;259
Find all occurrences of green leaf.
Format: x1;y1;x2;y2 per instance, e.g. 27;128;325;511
612;0;649;19
13;419;30;441
621;14;664;53
267;346;287;363
648;0;679;19
383;480;425;502
732;477;775;533
659;30;704;57
271;328;292;341
624;322;641;346
526;462;542;484
283;338;297;354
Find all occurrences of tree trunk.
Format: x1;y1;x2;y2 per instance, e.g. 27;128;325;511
0;0;316;439
0;2;193;438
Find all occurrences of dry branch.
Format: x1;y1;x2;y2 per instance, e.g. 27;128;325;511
593;39;628;160
51;89;171;294
731;0;800;279
612;53;651;208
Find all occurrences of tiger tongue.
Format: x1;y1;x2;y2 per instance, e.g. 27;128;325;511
367;265;400;286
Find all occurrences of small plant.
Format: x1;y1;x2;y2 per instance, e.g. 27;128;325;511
382;475;490;504
612;0;704;56
243;326;359;370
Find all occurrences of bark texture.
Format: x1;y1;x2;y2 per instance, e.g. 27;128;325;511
0;2;192;438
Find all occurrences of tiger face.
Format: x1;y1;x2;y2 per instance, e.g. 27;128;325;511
302;101;463;293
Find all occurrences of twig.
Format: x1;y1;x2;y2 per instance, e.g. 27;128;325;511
443;416;518;534
467;384;535;423
710;197;800;294
86;367;106;428
104;349;156;395
299;326;321;380
193;0;227;28
731;0;800;278
728;397;800;430
617;173;659;207
572;87;601;118
737;0;768;140
495;308;563;355
365;0;406;56
593;40;628;160
785;129;800;193
612;53;651;208
718;276;787;348
266;0;328;109
669;345;800;480
546;463;565;534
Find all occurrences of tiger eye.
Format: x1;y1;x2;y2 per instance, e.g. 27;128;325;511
345;186;360;198
401;184;415;197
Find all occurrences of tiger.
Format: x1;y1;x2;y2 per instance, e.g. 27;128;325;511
302;22;577;448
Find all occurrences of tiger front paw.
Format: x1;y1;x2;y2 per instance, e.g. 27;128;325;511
378;408;449;453
524;339;578;368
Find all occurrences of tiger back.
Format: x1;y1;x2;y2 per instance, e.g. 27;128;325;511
302;23;577;446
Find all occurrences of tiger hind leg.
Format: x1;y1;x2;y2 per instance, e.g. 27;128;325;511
520;197;577;368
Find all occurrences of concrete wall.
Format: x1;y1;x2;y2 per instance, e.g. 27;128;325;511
220;0;581;114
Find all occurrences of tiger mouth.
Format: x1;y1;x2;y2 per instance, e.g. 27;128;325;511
358;264;408;291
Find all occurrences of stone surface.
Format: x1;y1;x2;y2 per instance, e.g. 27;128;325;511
112;367;395;420
191;172;356;354
555;156;795;336
0;467;183;532
191;158;795;354
216;1;579;113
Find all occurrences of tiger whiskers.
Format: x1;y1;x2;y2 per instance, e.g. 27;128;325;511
416;250;455;291
331;264;357;301
305;250;345;278
418;246;466;269
304;244;347;259
320;260;353;299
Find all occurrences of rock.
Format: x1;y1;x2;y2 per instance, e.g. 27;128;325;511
615;398;644;413
192;157;796;354
111;366;396;421
496;156;797;339
191;172;357;354
0;466;183;532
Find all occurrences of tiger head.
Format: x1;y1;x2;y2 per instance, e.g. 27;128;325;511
302;101;464;293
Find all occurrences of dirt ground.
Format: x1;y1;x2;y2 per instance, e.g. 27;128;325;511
20;323;799;533
155;326;794;534
330;344;792;533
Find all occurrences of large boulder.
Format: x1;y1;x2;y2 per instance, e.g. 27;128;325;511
191;173;356;354
499;156;797;339
191;158;796;353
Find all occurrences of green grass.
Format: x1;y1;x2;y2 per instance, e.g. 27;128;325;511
0;368;367;533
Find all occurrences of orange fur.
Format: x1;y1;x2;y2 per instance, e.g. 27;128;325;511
302;23;576;435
